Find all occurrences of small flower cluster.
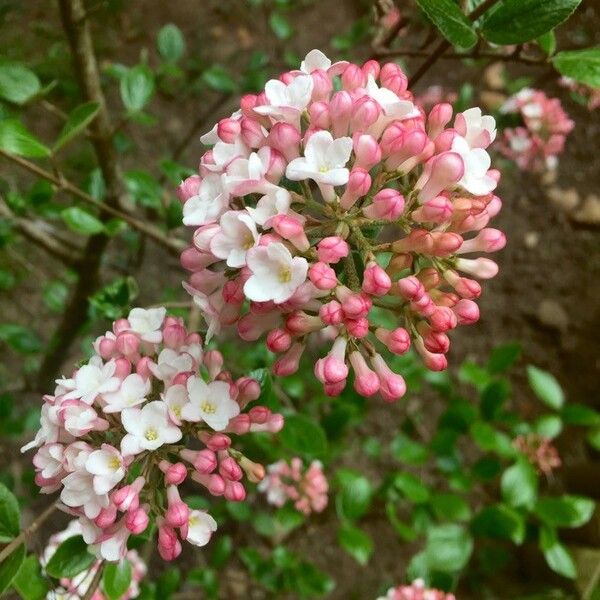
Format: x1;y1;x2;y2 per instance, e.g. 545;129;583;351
560;76;600;111
43;520;146;599
377;579;456;600
258;458;328;515
25;307;283;562
514;433;561;474
499;88;574;171
179;49;505;401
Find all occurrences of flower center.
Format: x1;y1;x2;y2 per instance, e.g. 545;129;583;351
242;233;255;250
278;267;292;283
144;427;158;441
173;406;182;417
201;400;217;414
318;165;328;173
109;456;122;470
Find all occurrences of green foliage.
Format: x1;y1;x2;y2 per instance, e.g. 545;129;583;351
12;554;49;600
61;206;105;235
0;63;41;105
501;458;538;508
416;0;477;49
481;0;582;45
269;12;293;40
552;48;600;88
103;560;132;600
0;483;20;542
202;65;237;93
120;65;155;113
335;469;373;521
157;24;186;63
0;119;50;158
0;324;42;354
279;414;328;458
44;535;96;579
527;366;565;410
0;543;25;595
338;523;373;565
53;102;99;151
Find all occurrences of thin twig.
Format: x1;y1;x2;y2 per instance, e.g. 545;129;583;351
409;0;503;87
81;561;105;600
0;502;58;563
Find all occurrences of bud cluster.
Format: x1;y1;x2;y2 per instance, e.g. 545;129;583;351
377;579;456;600
560;76;600;112
179;49;505;401
499;88;574;171
258;458;329;515
25;307;283;562
514;433;561;474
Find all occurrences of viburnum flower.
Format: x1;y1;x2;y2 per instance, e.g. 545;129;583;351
24;307;283;562
498;88;574;171
514;433;561;474
559;76;600;111
378;579;456;600
179;49;506;401
258;458;328;515
42;520;147;599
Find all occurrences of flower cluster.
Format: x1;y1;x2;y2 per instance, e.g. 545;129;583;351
514;433;561;474
258;458;328;515
43;520;146;599
25;307;283;562
178;49;505;401
560;76;600;111
499;88;574;171
377;579;456;600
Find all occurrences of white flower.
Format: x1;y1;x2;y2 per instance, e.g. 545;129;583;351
210;210;260;268
85;444;126;495
60;358;120;405
148;348;194;383
244;242;308;304
21;404;60;453
254;75;314;124
181;376;240;430
102;373;150;413
32;443;64;479
200;110;242;145
127;307;166;344
455;107;497;148
163;384;188;425
224;148;277;196
182;174;229;226
94;521;130;562
182;283;223;343
61;402;106;437
365;75;420;125
63;441;93;472
286;130;353;186
120;401;182;456
203;137;250;172
451;136;497;196
61;469;109;518
184;510;217;547
246;187;292;227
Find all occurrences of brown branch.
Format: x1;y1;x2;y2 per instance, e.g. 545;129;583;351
0;195;83;266
0;502;58;563
0;150;184;255
409;0;503;87
82;561;105;600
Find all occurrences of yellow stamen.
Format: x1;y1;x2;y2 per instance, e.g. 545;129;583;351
278;267;292;283
109;456;121;470
201;400;217;414
144;427;158;441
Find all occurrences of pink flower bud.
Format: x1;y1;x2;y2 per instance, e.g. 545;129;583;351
176;175;202;203
455;257;499;279
158;522;181;561
271;215;309;251
452;299;480;325
422;328;450;354
267;122;301;161
317;236;349;264
180;448;217;474
353;134;382;170
95;505;117;529
340;167;371;209
311;69;333;101
397;276;425;301
272;343;304;377
113;357;132;379
338;289;371;319
319;300;343;325
417;152;464;203
220;456;243;481
204;350;224;380
309;261;338;290
217;117;241;143
342;64;366;90
375;327;411;355
350;97;381;132
166;487;190;528
345;316;369;338
415;337;448;371
112;477;145;512
224;480;246;502
162;323;186;349
180;247;216;272
98;337;116;359
191;471;226;496
362;59;380;80
371;354;406;402
411;196;453;223
325;380;347;396
193;224;219;252
362;262;392;296
349;351;380;396
434;128;459;153
380;62;408;95
286;311;323;335
458;228;506;254
240;117;265;148
309;101;331;129
314;354;349;385
330;91;353;137
430;231;463;257
266;328;292;353
385;129;429;171
136;356;153;379
159;461;188;485
427;103;453;138
240;93;258;116
126;507;149;534
429;306;458;332
362;188;405;221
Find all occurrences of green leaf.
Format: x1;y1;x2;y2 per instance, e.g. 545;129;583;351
124;170;162;209
393;473;430;504
156;567;180;599
202;65;237;93
480;379;510;420
0;543;25;595
487;342;521;374
157;24;185;62
0;482;20;542
533;414;563;438
416;0;477;49
470;421;516;457
535;495;595;528
337;524;373;565
390;433;429;465
0;324;42;354
61;207;105;235
501;458;538;508
481;0;582;45
45;535;96;579
553;48;600;88
0;120;50;158
537;31;557;55
542;540;576;579
423;524;473;573
42;280;69;313
13;554;49;600
269;12;293;40
561;403;600;426
53;102;99;151
0;63;41;105
527;366;564;409
336;469;373;521
120;65;155;113
209;535;233;569
430;493;472;522
587;427;600;450
471;504;525;544
103;559;131;600
280;414;328;458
